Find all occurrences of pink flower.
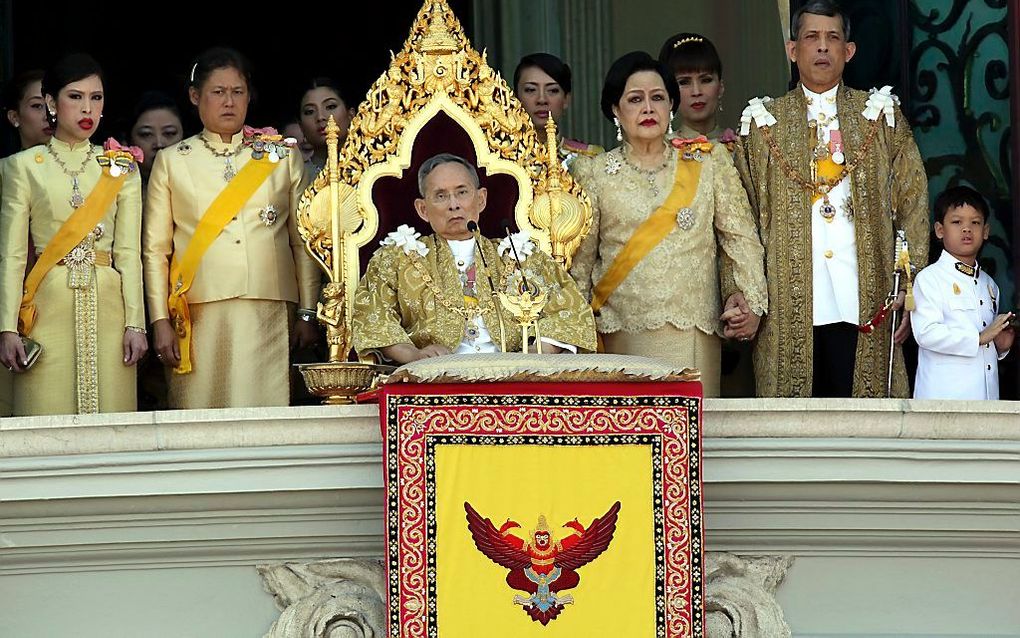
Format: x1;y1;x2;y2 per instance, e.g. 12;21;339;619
243;125;279;138
670;135;710;149
103;137;144;163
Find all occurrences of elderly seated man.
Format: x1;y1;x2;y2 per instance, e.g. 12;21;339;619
353;153;596;364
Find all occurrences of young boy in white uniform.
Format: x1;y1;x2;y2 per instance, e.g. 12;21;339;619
911;186;1013;399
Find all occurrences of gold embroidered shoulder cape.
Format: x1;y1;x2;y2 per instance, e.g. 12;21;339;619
353;234;597;357
733;85;929;397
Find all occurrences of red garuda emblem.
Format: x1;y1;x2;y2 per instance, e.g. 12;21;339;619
464;501;621;625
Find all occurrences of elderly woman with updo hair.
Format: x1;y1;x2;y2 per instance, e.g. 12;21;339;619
569;51;766;397
0;54;146;415
143;47;320;409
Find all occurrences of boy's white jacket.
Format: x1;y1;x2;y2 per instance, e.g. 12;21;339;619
911;250;1008;399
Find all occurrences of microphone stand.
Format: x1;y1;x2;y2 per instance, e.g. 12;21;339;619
467;221;508;353
502;223;542;353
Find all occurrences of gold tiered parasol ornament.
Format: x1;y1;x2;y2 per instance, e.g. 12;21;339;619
294;0;593;402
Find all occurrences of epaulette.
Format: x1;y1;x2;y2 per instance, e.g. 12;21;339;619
739;97;777;136
862;86;900;127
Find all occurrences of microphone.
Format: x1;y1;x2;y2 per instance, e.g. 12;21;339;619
467;221;508;352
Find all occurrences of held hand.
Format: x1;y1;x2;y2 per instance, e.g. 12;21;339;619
979;313;1013;346
123;330;148;366
152;318;181;368
893;310;912;344
993;325;1015;355
290;320;320;351
0;331;28;372
721;293;760;341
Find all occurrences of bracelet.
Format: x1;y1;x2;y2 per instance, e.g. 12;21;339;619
296;309;317;323
126;326;147;335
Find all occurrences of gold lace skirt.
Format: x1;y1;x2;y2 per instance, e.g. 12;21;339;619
601;325;721;397
13;265;136;416
167;298;292;409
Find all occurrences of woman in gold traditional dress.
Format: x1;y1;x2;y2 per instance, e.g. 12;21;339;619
660;33;752;396
4;69;52;152
569;52;767;397
658;33;739;149
513;53;603;171
296;77;352;178
0;54;147;415
144;47;320;409
0;69;53;416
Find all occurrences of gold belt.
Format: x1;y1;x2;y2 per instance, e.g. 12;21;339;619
58;250;112;267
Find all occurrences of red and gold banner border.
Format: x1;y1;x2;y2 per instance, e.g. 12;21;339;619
381;382;704;638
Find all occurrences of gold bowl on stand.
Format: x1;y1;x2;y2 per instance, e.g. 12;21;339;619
296;362;393;404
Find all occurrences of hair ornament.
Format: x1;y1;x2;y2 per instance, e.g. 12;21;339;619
189;63;198;84
673;36;705;49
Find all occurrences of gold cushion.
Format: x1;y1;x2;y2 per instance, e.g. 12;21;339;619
384;353;699;384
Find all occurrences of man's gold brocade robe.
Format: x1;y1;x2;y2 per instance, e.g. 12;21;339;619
353;234;597;358
733;85;929;397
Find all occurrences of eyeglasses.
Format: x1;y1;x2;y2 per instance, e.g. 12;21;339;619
427;188;476;205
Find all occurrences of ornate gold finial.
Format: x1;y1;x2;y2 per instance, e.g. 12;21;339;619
529;116;589;268
673;35;705;48
420;0;458;54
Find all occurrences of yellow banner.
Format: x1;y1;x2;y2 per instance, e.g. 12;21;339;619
435;443;656;637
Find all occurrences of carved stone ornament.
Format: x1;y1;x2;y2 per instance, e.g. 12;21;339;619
258;559;386;638
294;0;594;365
705;553;794;638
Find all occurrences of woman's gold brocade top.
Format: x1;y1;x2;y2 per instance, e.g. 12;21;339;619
569;144;767;336
0;138;144;333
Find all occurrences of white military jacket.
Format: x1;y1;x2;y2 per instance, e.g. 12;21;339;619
911;250;1008;399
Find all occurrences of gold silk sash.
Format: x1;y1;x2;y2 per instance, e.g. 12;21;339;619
167;157;278;374
591;156;702;313
19;169;127;335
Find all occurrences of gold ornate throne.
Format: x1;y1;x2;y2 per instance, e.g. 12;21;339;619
294;0;593;400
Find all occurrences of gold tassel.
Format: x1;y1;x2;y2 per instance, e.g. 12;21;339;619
898;240;916;312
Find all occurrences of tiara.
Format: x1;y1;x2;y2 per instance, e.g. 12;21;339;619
189;63;198;84
673;36;705;49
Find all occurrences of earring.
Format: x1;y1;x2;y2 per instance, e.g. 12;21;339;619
668;117;674;136
12;122;19;128
719;103;724;112
614;117;622;142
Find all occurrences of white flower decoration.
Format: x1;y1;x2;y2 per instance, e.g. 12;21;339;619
863;85;900;127
381;224;429;256
739;96;776;136
498;230;536;260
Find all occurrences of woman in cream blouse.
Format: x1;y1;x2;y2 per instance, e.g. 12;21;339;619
144;47;320;408
0;54;146;415
569;52;766;397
